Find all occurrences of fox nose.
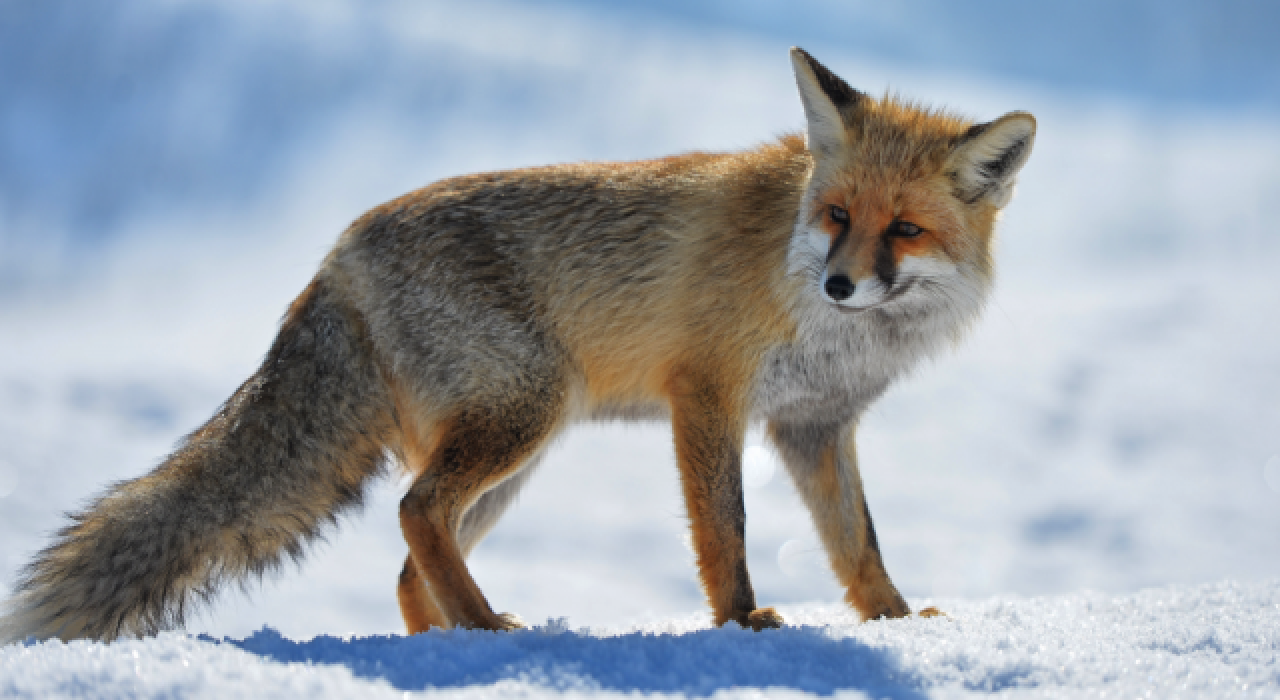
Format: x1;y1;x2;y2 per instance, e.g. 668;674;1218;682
824;274;855;301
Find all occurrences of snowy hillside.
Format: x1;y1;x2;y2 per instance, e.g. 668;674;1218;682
2;1;1279;698
3;581;1277;698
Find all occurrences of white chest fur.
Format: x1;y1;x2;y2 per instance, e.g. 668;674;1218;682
753;309;905;425
751;281;981;426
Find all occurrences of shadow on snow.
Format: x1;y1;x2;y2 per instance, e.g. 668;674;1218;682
221;621;926;698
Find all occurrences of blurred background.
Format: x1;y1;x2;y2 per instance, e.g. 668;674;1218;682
1;0;1278;639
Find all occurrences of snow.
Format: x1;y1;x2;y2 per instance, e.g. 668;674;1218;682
3;581;1277;698
3;0;1280;697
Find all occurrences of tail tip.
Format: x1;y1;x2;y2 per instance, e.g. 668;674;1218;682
0;593;57;646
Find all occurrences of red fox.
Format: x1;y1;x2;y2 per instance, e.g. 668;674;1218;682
0;48;1034;641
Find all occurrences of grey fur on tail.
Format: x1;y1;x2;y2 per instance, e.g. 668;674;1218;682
0;276;395;642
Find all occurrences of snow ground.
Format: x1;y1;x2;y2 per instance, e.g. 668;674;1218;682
2;581;1277;699
2;1;1280;697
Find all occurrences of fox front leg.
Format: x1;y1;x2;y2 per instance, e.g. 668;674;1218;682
768;419;924;621
669;377;783;631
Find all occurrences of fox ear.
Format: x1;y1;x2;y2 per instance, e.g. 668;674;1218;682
948;111;1036;208
790;47;864;159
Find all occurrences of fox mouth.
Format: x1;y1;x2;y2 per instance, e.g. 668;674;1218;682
827;281;914;313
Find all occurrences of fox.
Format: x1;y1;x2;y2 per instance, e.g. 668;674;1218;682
0;48;1034;642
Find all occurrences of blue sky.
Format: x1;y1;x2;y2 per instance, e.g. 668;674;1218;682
549;0;1280;108
2;0;1276;266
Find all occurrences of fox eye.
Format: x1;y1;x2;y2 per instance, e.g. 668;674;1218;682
829;205;849;224
891;220;923;237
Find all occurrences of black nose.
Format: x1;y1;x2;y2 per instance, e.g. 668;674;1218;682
824;274;855;301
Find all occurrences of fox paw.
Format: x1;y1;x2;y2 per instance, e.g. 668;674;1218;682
495;612;526;630
457;611;525;631
746;607;785;630
916;606;946;618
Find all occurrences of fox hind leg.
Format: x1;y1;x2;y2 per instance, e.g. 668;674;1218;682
456;454;542;558
397;554;445;634
396;456;541;634
398;388;564;631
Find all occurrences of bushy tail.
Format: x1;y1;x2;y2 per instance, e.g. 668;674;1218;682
1;276;396;642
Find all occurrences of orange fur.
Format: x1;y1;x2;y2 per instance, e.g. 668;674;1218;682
396;555;446;634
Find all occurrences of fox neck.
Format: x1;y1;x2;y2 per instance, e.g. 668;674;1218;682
753;218;991;426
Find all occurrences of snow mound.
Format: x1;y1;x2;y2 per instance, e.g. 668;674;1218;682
2;580;1276;699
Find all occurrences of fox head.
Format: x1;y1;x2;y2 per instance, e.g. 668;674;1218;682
787;48;1034;334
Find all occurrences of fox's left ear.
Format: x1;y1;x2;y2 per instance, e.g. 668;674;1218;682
947;112;1036;209
790;47;865;159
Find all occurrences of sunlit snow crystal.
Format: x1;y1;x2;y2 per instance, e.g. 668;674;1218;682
741;446;778;490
